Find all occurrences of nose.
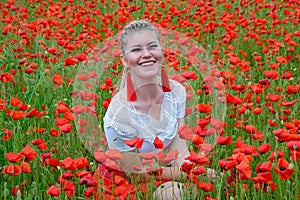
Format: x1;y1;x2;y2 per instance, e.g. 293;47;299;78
141;47;151;57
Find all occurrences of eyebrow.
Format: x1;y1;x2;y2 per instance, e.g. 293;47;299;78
128;41;159;49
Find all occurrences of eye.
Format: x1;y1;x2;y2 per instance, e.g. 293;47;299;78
130;48;141;52
148;44;159;50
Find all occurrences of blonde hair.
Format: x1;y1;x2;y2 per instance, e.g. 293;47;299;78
120;20;160;54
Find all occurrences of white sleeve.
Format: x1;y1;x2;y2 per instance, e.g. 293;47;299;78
175;81;186;118
105;126;135;152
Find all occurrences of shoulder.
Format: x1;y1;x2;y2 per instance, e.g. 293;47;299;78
104;90;130;120
107;89;127;107
169;79;186;96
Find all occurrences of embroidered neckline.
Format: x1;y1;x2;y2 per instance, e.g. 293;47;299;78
129;92;168;122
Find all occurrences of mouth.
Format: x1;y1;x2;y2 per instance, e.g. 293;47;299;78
139;61;156;67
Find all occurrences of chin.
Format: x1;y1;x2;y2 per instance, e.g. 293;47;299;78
136;65;160;76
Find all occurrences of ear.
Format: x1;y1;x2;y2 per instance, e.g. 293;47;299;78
120;54;128;68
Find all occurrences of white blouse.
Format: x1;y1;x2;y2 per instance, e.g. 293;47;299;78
103;79;186;153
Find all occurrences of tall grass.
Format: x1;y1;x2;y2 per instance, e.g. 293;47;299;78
0;0;299;199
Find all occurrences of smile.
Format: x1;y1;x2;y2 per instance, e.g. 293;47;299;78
139;61;156;67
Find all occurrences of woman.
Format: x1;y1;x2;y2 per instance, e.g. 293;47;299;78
103;20;197;199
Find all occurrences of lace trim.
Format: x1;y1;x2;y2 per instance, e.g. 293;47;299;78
104;117;178;143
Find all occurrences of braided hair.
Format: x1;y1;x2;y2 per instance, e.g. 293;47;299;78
120;20;160;54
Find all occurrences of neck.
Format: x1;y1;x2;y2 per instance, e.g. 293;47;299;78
135;82;162;101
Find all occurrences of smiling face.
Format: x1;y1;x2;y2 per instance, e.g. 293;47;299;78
121;30;163;80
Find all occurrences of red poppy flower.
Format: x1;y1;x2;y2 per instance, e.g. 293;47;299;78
264;70;278;79
274;158;294;180
75;53;87;61
11;186;24;196
257;144;271;154
181;71;198;80
105;76;113;87
10;97;21;107
47;185;61;197
197;182;214;192
50;128;59;137
216;136;232;145
64;57;78;66
61;157;77;170
192;134;204;145
286;140;300;160
245;125;258;134
267;94;281;102
134;138;144;148
185;151;209;165
0;98;7;111
157;149;179;163
275;56;287;64
178;124;193;140
250;83;263;94
0;72;14;82
191;167;206;175
252;108;262;115
289;150;300;161
47;158;61;168
64;111;75;121
2;24;12;35
105;149;123;160
269;150;284;162
20;161;31;173
11;110;26;120
197;117;211;128
153;136;164;149
26;108;40;118
52;73;65;85
55;118;69;126
74;157;89;169
195;104;212;114
219;159;237;171
236;161;252;180
252;172;273;190
25;67;34;74
137;152;155;161
268;119;278;127
6;152;22;163
286;85;298;94
57;102;69;113
211;118;225;130
235;138;257;155
61;172;74;179
58;123;73;133
280;99;297;107
2;128;13;141
1;164;22;176
180;161;195;175
32;138;48;150
20;144;37;162
280;72;293;79
77;74;90;81
256;162;272;173
286;141;300;150
123;137;140;147
94;151;106;163
79;176;97;187
226;93;243;105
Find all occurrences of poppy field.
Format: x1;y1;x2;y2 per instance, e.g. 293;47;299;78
1;0;300;199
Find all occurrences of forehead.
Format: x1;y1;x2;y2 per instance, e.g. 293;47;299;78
124;30;159;48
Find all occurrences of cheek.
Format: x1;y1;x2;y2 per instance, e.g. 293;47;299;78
125;55;139;65
154;52;163;61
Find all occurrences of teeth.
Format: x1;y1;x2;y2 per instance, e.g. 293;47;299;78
140;61;155;66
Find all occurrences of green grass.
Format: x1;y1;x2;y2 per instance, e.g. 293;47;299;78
0;0;299;199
